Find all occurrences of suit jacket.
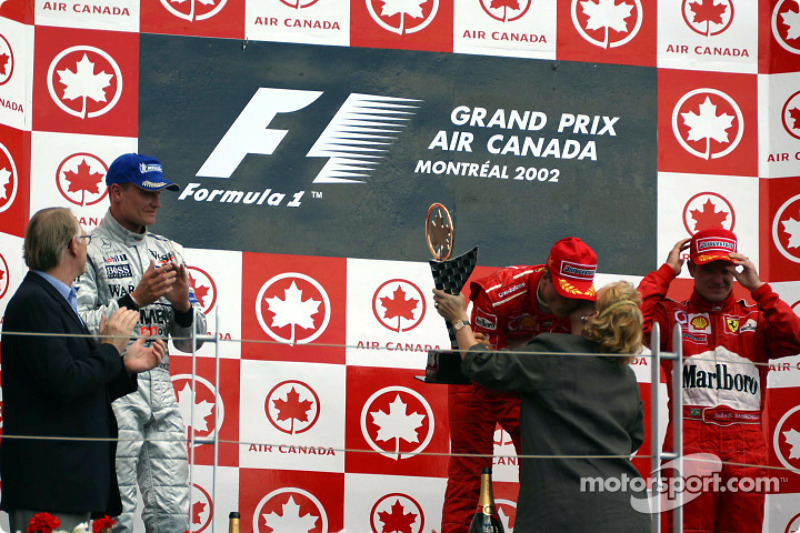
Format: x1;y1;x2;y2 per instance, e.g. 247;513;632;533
0;272;137;515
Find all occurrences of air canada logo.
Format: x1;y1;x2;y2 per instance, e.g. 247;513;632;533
495;499;517;532
479;0;532;22
189;482;214;532
370;493;425;533
571;0;642;49
0;142;18;213
372;279;425;333
773;404;800;474
0;33;13;85
174;374;224;447
672;89;743;160
160;0;227;22
47;46;122;119
265;380;320;434
786;512;800;533
253;488;328;533
772;194;800;263
782;89;800;140
255;273;331;345
682;0;733;36
361;386;434;460
682;192;735;234
278;0;320;8
492;428;519;469
187;266;218;315
55;153;109;207
0;252;9;301
366;0;439;34
772;0;800;55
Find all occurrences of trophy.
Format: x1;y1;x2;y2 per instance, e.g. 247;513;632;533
416;203;477;385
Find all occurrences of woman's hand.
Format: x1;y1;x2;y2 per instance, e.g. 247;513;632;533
432;289;468;323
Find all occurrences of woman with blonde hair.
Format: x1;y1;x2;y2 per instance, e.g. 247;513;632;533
433;280;650;533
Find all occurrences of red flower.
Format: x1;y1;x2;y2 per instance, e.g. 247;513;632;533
92;516;116;533
27;512;60;533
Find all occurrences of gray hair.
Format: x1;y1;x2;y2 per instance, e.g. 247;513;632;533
23;207;80;271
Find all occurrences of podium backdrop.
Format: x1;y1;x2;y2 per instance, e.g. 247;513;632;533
1;0;800;531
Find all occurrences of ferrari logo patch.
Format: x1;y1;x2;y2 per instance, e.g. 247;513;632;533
726;318;740;333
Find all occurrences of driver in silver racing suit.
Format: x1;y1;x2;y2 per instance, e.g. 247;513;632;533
77;153;206;533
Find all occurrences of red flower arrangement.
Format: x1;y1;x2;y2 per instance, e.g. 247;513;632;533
91;516;115;533
27;512;60;533
25;513;115;533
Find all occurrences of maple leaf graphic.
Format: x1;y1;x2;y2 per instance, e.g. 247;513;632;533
0;167;11;200
63;158;104;205
0;268;5;282
783;427;800;459
371;395;425;459
689;0;727;36
681;96;734;159
192;500;207;525
266;281;321;345
381;0;426;33
781;215;800;249
168;0;216;18
263;496;319;533
489;0;520;21
378;499;418;533
690;198;728;231
189;274;210;308
0;53;9;77
782;2;800;40
177;383;215;433
273;386;314;434
380;285;419;332
581;0;633;48
56;54;113;119
789;107;800;130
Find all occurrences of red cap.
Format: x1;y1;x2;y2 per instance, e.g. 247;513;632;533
690;228;737;265
546;237;597;301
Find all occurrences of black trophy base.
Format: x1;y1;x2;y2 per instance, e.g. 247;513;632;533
415;350;471;385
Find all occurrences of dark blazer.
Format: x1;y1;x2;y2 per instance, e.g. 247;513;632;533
0;272;137;515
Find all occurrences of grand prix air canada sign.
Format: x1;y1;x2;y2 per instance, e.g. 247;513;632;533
141;36;657;275
1;0;800;531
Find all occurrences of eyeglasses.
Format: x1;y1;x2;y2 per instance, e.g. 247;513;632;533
75;234;93;244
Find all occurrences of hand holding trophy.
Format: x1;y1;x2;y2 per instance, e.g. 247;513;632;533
417;203;477;384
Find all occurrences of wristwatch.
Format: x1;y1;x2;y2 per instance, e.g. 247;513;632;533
452;319;471;332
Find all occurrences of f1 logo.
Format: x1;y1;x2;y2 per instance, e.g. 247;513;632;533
197;88;421;184
197;88;322;179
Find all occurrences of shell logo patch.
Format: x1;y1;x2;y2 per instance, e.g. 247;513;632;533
689;314;710;332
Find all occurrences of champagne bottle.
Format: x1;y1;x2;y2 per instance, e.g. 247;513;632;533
228;511;240;533
468;467;505;533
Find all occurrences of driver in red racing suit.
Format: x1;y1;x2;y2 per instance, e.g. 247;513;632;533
441;237;598;533
638;228;800;533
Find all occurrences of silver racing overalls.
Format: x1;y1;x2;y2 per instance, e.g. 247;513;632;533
77;210;206;533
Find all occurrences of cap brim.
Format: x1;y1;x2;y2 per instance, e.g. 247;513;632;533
692;253;735;265
135;183;180;192
552;276;597;301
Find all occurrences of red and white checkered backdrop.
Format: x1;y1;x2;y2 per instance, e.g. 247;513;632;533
1;0;800;531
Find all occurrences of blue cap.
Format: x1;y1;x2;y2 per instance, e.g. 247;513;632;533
105;153;179;192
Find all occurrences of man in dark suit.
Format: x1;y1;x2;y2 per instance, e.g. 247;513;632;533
0;207;165;532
